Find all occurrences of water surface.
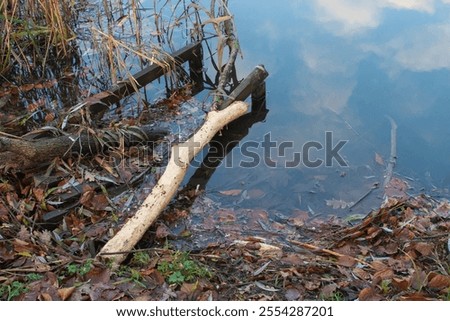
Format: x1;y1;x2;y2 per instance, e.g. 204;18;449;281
198;0;450;215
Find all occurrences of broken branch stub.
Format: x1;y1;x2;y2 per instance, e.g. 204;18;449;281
97;101;249;266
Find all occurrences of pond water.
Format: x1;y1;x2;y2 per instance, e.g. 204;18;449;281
8;0;448;223
186;0;450;216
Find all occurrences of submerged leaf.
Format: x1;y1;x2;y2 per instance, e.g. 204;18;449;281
428;274;450;289
326;198;354;209
219;189;242;196
375;153;384;165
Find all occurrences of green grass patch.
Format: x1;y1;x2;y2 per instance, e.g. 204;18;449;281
157;251;212;285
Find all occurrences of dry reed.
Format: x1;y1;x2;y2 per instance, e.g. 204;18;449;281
0;0;76;76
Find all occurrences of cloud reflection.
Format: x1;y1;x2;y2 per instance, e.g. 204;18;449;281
235;0;450;116
312;0;436;35
387;24;450;71
289;0;450;115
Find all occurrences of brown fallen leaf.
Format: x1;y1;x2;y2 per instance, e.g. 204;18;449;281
219;189;242;196
383;242;399;255
155;224;172;239
247;189;266;199
197;290;219;301
392;277;410;291
384;178;408;199
414;242;434;257
280;253;305;266
217;212;236;224
117;166;133;184
58;287;76;301
411;269;428;290
32;187;45;202
366;226;382;240
352;267;371;280
244;242;261;250
80;190;95;207
84;224;108;238
20;83;35;92
85;267;111;284
36;230;53;247
95;156;116;177
428;274;450;289
326;198;354;209
179;282;199;297
45;112;55;123
320;283;338;299
337;255;356;267
91;194;110;211
435;200;450;217
84;91;113;105
40;293;53;301
289;209;309;227
304;280;320;291
358;287;382;301
372;268;394;284
400;293;432;301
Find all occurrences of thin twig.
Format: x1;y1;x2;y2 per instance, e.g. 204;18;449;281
289;240;374;269
349;182;379;209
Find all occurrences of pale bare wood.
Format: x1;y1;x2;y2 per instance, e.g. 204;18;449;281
97;101;249;266
232;240;283;259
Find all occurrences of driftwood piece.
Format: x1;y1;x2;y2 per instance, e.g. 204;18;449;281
97;101;249;266
0;125;168;171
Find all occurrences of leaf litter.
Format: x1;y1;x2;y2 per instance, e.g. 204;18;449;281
1;88;449;300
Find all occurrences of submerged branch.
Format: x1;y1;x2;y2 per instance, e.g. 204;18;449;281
212;0;241;106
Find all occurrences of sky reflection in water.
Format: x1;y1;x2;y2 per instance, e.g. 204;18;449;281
201;0;450;198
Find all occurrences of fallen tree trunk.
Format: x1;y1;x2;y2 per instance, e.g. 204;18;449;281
97;101;249;266
0;125;168;171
